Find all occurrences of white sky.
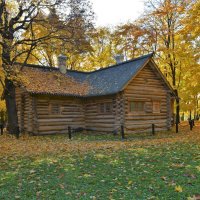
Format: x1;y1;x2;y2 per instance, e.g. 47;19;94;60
91;0;145;27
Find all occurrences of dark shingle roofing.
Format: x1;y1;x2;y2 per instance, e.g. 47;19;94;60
68;53;153;96
18;53;153;97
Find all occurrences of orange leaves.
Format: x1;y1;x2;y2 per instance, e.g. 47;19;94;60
0;122;200;159
0;73;6;112
16;66;91;96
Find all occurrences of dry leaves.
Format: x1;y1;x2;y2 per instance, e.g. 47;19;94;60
175;185;183;192
17;66;91;96
0;123;199;159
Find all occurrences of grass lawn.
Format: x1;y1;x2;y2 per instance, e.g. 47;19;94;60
0;123;200;200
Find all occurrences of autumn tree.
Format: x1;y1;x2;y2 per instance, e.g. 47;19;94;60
33;0;94;68
0;0;94;137
69;27;116;71
113;23;154;60
139;0;193;122
179;0;200;119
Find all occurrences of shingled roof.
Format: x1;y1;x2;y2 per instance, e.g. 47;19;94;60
18;53;154;97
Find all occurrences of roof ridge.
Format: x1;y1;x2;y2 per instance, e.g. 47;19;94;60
14;62;91;74
14;62;58;70
15;53;153;74
87;52;154;74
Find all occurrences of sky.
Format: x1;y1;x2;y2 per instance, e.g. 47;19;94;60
91;0;145;27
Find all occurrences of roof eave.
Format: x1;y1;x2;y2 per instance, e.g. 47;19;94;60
28;91;118;98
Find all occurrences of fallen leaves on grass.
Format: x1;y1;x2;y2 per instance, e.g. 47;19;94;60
196;166;200;172
0;123;200;199
187;194;200;200
175;185;183;192
0;122;199;160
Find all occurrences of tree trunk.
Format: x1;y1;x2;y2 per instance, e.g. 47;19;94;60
4;78;20;138
1;33;20;138
174;89;180;124
189;110;192;120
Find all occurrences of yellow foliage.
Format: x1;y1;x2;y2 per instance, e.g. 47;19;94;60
175;185;183;193
196;166;200;172
0;69;6;112
0;100;6;112
128;180;133;185
0;122;200;158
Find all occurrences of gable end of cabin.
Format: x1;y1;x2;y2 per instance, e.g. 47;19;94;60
123;61;174;133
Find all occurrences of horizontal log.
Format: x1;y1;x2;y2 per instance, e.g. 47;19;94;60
125;120;167;126
85;119;115;123
85;123;114;128
125;112;167;117
38;125;84;131
125;91;167;97
38;122;85;127
38;118;82;123
37;115;85;119
125;127;167;134
125;123;167;129
85;127;114;132
125;116;167;121
85;115;115;119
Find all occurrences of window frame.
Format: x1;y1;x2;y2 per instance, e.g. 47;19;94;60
49;103;61;115
129;100;145;113
98;102;113;114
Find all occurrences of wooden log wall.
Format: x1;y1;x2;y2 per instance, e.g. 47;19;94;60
15;88;33;133
114;92;125;132
15;87;23;131
84;95;116;132
35;96;85;135
32;97;38;134
124;64;171;133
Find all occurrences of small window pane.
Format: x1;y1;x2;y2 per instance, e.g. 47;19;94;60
105;103;111;113
130;101;145;112
130;102;135;111
99;102;112;114
51;104;60;115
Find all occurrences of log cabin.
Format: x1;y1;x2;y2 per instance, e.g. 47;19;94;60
15;53;176;135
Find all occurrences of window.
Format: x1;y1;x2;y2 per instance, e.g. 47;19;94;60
49;103;61;115
105;103;112;113
99;102;112;114
153;101;161;113
129;101;145;112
